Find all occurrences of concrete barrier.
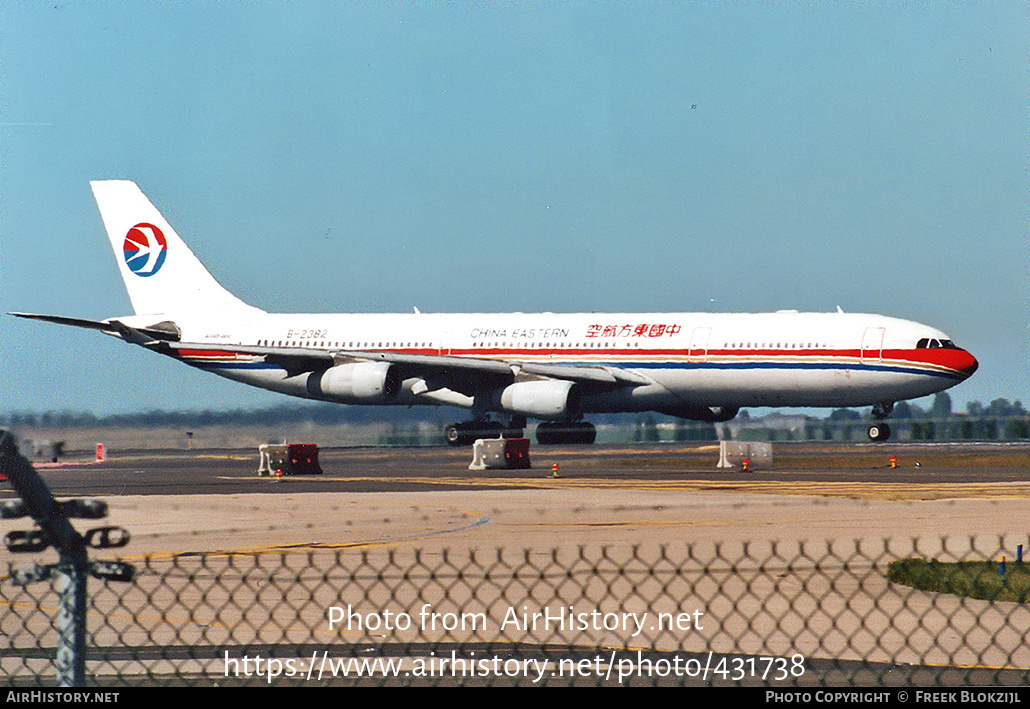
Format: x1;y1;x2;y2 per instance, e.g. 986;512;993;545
469;438;531;470
717;441;772;470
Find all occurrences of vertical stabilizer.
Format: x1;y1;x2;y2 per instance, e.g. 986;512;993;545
90;180;264;317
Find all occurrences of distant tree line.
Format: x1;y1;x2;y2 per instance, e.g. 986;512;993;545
0;405;734;432
2;393;1029;442
0;403;463;429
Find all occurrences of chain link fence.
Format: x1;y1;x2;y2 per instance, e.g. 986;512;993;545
3;537;1029;686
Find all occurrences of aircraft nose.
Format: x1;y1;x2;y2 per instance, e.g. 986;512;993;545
958;349;979;378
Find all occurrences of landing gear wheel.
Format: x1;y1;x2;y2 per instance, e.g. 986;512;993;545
444;421;505;446
444;424;464;447
503;415;526;440
535;422;558;445
479;421;503;438
535;421;596;445
867;423;891;442
568;421;596;445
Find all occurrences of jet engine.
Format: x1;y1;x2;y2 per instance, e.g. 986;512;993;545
308;362;400;402
495;380;581;419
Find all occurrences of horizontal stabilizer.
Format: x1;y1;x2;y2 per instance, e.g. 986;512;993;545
9;312;181;344
8;312;119;334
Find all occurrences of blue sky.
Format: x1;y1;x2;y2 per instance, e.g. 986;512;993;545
1;1;1026;415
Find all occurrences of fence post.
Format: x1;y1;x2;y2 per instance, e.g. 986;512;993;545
55;557;88;686
0;430;89;686
1;430;133;687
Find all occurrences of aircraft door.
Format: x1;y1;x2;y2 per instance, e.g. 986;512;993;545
438;331;453;357
861;327;884;363
689;327;711;361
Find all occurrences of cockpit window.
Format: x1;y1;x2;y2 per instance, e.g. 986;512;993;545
916;337;961;350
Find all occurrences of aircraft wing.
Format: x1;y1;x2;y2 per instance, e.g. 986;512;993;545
166;342;653;389
517;361;651;385
8;311;653;391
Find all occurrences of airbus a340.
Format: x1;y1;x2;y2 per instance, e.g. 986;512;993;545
12;181;978;445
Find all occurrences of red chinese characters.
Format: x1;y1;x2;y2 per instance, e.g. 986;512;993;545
585;323;682;338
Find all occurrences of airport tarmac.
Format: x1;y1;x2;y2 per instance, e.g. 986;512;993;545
6;441;1030;556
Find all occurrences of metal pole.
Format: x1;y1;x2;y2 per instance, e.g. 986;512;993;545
55;560;88;686
0;431;88;686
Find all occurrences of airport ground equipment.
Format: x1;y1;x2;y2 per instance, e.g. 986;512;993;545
20;438;64;462
469;437;532;470
0;430;134;687
258;443;324;476
717;441;773;470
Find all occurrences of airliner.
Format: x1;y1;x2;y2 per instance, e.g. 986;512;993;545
11;181;978;445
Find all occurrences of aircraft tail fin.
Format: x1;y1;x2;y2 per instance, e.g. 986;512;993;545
90;180;264;317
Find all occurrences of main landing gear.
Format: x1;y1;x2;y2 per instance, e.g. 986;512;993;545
444;415;526;447
444;421;523;447
443;417;596;446
535;421;596;445
867;402;894;442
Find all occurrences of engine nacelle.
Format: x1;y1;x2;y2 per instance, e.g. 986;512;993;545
700;405;739;423
309;362;400;402
495;380;581;419
658;403;740;423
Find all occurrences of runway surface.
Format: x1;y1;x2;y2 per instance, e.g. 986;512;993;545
5;440;1029;556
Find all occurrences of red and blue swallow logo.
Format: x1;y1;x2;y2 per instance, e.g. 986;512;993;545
123;223;167;277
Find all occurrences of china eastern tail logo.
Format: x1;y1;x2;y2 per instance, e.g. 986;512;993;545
123;223;167;277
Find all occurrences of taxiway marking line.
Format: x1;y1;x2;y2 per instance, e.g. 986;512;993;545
224;475;1030;501
125;507;492;559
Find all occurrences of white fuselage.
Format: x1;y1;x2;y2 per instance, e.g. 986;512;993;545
164;309;977;418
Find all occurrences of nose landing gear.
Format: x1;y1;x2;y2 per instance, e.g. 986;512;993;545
867;402;894;442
